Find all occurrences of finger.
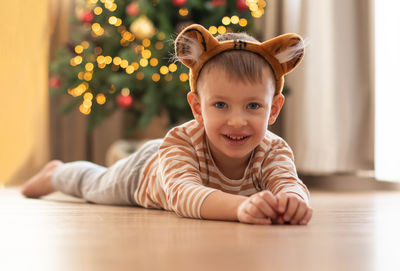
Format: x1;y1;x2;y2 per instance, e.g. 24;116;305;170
276;192;288;214
246;201;266;218
300;208;313;225
242;212;271;225
283;196;299;222
272;216;285;225
250;195;277;220
290;201;307;225
260;191;278;211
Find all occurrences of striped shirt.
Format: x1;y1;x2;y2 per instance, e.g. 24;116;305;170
134;120;310;219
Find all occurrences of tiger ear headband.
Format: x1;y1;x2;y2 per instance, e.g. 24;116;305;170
174;24;305;94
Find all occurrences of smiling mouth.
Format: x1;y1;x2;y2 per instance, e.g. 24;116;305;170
224;135;250;141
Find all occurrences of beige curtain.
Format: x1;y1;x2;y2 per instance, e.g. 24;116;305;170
0;0;50;186
265;0;374;174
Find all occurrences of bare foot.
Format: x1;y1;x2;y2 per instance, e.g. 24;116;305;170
21;160;63;198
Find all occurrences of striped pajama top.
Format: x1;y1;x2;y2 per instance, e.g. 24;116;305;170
133;120;310;219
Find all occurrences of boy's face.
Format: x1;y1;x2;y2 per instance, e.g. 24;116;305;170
187;67;284;165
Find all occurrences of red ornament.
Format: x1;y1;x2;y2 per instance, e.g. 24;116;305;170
116;94;133;108
172;0;187;7
81;10;94;23
49;76;61;89
126;3;140;17
236;0;248;12
212;0;226;7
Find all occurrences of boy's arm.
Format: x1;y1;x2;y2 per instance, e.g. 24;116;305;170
261;137;310;203
201;190;280;224
200;191;246;221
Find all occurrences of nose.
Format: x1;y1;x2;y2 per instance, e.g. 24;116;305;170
227;111;247;128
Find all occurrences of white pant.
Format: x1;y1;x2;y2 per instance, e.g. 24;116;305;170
51;139;162;206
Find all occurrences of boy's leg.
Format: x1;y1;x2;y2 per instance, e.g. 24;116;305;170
51;139;162;206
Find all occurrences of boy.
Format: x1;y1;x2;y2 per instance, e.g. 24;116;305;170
22;24;312;225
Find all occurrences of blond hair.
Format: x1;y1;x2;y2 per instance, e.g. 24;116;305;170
197;32;275;91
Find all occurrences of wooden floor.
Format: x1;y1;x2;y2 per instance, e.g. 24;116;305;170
1;187;400;271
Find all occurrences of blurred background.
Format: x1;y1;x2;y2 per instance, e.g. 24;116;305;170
1;0;398;187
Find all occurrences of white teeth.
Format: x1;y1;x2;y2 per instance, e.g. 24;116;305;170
227;135;246;140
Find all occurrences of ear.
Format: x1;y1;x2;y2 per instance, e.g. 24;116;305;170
187;92;203;124
261;33;305;76
268;94;285;125
175;24;219;69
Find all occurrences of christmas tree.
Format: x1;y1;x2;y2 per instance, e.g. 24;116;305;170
50;0;267;134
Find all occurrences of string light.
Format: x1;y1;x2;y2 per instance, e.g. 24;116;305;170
150;58;158;66
157;32;165;40
126;65;135;74
120;59;129;68
136;72;144;80
179;8;189;16
74;55;83;65
152;73;161;82
94;7;102;15
115;18;122;26
113;57;122;65
105;56;112;64
121;87;130;96
78;72;84;80
231;15;239;24
79;104;91;115
85;63;94;71
84;92;93;100
92;23;101;32
69;83;88;97
159;66;169;75
132;62;139;70
96;93;106;105
139;58;148;67
222;16;230;25
209;26;217;35
81;41;89;49
91;23;104;36
155;41;164;50
108;16;118;25
83;72;93;81
104;1;113;10
97;55;105;64
168;63;177;72
217;26;226;34
239;18;248;27
120;39;129;47
75;45;84;54
109;3;117;12
83;99;92;108
142;39;151;47
141;49;151;59
179;73;188;82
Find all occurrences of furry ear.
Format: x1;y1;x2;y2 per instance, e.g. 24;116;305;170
261;33;305;76
175;24;219;68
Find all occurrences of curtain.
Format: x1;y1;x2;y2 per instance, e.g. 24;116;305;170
265;0;374;175
0;0;50;186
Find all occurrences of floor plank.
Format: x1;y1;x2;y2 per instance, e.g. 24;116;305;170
1;187;400;271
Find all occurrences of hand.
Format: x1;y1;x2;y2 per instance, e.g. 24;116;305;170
237;191;279;225
274;192;313;225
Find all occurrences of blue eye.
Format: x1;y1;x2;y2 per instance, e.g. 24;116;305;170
247;103;260;110
214;102;227;109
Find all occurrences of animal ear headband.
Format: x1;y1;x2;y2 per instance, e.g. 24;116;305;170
174;24;305;94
